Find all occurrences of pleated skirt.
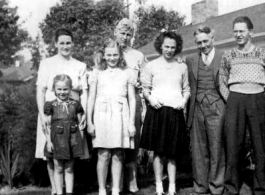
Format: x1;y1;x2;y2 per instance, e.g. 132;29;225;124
140;106;187;159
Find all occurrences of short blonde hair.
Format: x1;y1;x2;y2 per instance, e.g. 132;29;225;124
52;74;73;90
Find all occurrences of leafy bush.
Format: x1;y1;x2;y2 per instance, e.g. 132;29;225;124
0;136;20;188
0;80;38;186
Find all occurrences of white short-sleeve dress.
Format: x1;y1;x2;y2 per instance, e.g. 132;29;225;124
89;68;134;149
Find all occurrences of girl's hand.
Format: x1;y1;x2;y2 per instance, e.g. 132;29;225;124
87;123;95;137
46;141;53;153
79;115;86;131
149;95;163;109
40;114;50;134
174;99;186;110
128;124;136;137
137;148;145;163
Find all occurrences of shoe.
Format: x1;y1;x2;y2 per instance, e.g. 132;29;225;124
190;192;210;195
129;187;139;193
167;192;177;195
99;189;107;195
155;192;165;195
126;191;144;195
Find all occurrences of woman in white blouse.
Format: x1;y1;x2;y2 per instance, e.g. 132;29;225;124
140;31;190;195
35;28;89;195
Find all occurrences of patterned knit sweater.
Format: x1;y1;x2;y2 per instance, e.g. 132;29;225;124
219;46;265;100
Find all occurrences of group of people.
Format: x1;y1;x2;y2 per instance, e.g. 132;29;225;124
34;15;265;195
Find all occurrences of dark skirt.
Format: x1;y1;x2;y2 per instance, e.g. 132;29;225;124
140;106;187;159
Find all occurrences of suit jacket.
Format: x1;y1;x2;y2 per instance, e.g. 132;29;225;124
186;48;225;128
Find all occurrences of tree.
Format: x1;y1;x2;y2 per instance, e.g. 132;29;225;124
133;5;186;48
40;0;126;67
0;0;28;67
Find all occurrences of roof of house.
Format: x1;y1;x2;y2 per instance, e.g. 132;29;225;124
139;2;265;59
0;61;36;83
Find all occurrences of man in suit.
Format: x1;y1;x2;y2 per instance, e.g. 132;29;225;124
186;26;225;195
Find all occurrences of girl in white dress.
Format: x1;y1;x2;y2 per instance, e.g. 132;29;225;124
87;39;136;195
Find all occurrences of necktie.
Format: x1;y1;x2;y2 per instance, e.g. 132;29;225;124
204;54;210;66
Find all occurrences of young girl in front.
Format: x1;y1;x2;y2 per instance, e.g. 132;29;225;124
44;74;85;195
87;39;136;195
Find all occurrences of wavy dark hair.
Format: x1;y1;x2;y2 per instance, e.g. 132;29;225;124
233;16;254;30
193;26;213;36
54;28;74;42
154;31;183;56
94;39;127;70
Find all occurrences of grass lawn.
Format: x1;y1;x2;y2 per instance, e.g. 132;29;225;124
0;171;253;195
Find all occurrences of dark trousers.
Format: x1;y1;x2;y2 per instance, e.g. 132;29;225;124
224;92;265;195
191;97;225;194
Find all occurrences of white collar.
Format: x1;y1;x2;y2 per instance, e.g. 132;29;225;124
201;47;215;65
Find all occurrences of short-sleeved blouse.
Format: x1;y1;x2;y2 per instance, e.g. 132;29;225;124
89;68;134;98
36;54;88;101
141;57;190;108
123;47;145;76
89;68;135;148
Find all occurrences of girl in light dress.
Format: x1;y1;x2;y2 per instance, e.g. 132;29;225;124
44;74;85;195
87;39;136;195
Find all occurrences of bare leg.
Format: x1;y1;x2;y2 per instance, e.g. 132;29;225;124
126;161;139;192
153;154;164;194
167;158;176;194
97;149;111;194
47;158;56;195
111;149;124;195
65;159;74;193
54;159;64;195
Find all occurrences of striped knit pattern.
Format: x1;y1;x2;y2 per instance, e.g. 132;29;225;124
219;46;265;100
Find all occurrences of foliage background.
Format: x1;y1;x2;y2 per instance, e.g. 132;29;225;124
40;0;185;67
0;0;28;67
40;0;126;67
0;80;38;185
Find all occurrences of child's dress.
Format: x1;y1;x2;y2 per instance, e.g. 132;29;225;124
44;99;84;160
89;68;134;149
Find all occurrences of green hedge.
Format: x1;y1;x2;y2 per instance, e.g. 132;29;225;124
0;80;38;186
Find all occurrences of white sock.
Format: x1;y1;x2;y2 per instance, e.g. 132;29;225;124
99;188;106;195
156;182;164;193
112;188;119;195
168;183;176;193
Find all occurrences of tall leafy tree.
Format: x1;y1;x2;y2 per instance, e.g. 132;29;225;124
0;0;28;67
40;0;126;67
133;5;186;49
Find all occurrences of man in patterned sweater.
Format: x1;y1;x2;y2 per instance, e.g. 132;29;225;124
219;16;265;195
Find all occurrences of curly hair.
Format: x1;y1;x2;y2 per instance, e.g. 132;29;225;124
154;31;183;56
94;39;127;70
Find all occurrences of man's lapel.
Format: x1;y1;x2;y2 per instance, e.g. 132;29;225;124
211;49;222;81
192;52;200;81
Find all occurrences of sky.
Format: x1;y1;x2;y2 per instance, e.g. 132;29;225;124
8;0;265;38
